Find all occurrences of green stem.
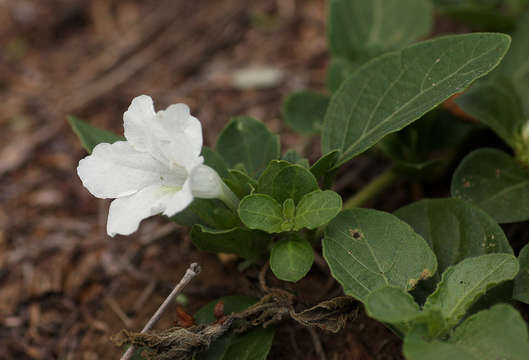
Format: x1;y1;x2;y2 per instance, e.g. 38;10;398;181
219;182;240;212
343;168;399;209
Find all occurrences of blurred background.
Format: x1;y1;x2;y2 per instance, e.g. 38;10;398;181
3;1;521;359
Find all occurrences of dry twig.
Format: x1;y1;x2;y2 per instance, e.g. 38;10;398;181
120;263;202;360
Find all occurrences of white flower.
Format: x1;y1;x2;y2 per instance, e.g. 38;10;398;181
77;95;238;237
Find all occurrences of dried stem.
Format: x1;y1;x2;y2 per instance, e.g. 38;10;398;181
120;263;201;360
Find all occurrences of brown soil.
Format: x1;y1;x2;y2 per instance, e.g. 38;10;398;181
0;1;526;360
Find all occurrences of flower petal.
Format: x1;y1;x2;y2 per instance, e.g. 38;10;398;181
123;95;156;152
189;164;224;199
107;184;174;236
163;179;194;217
77;141;184;198
149;104;203;169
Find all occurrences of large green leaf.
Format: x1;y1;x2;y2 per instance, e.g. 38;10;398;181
451;148;529;223
309;150;341;179
202;147;230;179
322;209;437;303
514;243;529;304
191;225;269;260
294;190;342;230
403;304;529;360
238;194;284;233
322;33;511;167
195;296;276;360
423;253;519;332
496;13;529;112
327;0;433;61
365;286;421;325
282;91;329;134
455;77;526;150
270;236;314;282
327;57;358;92
68;115;124;153
394;198;513;283
216;116;279;177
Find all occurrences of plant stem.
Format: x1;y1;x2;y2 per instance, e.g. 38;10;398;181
120;263;201;360
343;168;398;209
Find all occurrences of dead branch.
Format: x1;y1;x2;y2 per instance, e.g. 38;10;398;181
120;263;202;360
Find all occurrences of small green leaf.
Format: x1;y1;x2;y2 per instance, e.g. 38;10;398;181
451;148;529;223
268;164;319;204
191;225;270;260
403;304;529;360
202;147;230;178
68;115;124;153
195;296;276;360
327;57;357;93
309;150;341;179
322;33;511;167
257;160;291;195
323;209;437;303
224;169;257;198
294;190;342;230
282;150;309;167
270;236;314;282
365;286;421;325
455;78;526;150
327;0;433;61
514;243;529;304
238;194;284;233
282;198;296;219
283;91;330;134
216;116;279;177
394;198;513;283
424;253;519;333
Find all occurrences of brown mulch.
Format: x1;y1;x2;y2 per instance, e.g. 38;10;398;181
3;1;525;360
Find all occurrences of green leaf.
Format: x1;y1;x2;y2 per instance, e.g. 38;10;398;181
68;115;124;153
257;160;291;195
195;295;257;324
378;110;477;177
451;148;529;223
282;150;309;168
327;0;433;61
195;296;276;360
455;78;526;150
394;198;513;283
191;225;270;260
424;254;519;332
261;164;319;204
172;199;237;229
322;33;511;167
309;150;341;179
322;209;437;303
365;286;421;325
224;169;257;199
270;236;314;282
403;304;529;360
514;243;529;304
327;57;357;93
202;147;230;178
495;13;529;112
294;190;342;230
283;91;329;134
238;194;284;233
216;116;280;177
434;0;514;32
